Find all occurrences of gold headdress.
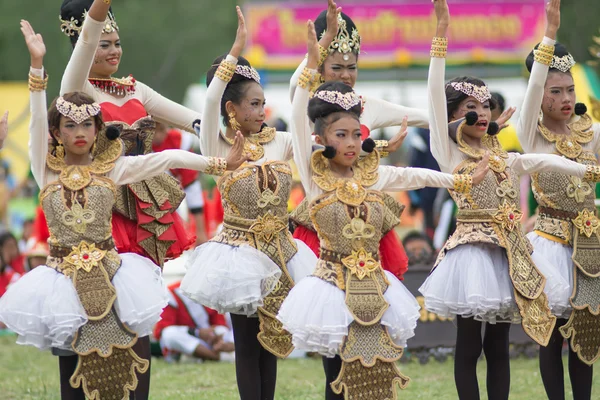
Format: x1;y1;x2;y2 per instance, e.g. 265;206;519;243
314;90;361;110
322;13;361;61
550;54;576;73
56;96;102;124
449;81;492;104
235;65;261;83
60;10;119;37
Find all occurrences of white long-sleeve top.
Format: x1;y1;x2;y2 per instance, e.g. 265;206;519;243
427;53;589;179
199;54;293;162
516;37;600;155
292;75;458;203
290;57;429;131
60;16;200;131
31;68;217;189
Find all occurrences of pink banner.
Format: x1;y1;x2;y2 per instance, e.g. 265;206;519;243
245;1;546;68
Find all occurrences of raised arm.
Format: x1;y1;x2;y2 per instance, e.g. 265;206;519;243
517;0;560;152
135;82;201;132
60;1;110;95
428;1;452;172
21;21;48;188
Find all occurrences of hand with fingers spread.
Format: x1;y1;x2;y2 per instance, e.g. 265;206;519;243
545;0;561;39
495;106;517;131
472;152;490;185
230;6;247;59
0;111;8;148
387;116;409;153
306;20;320;69
433;0;450;37
225;131;248;171
319;0;342;48
20;20;46;69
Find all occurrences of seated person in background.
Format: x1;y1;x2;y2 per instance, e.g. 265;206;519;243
154;280;234;362
402;231;437;267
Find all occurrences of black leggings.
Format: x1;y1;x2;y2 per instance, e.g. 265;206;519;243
58;335;151;400
230;314;277;400
454;316;511;400
322;356;344;400
539;318;593;400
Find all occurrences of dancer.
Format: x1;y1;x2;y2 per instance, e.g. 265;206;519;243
0;21;244;400
59;0;201;266
180;7;316;400
419;1;600;399
518;4;599;398
278;20;490;400
290;0;423;281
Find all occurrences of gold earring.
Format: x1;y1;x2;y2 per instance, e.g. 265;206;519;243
228;111;242;131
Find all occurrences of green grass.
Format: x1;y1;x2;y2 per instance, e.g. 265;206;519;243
0;335;598;399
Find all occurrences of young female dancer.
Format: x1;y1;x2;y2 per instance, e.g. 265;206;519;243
278;20;490;400
518;7;599;398
0;22;244;400
419;1;600;399
180;7;316;400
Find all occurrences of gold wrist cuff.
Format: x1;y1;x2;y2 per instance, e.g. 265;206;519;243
215;60;236;82
453;174;472;193
28;72;48;92
206;157;228;176
430;37;448;58
298;67;315;90
534;43;555;66
318;45;329;67
584;165;600;182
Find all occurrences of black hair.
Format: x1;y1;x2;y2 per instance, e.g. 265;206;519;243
206;54;260;128
491;92;505;114
60;0;116;48
526;42;572;74
308;81;362;137
445;76;497;121
402;230;434;249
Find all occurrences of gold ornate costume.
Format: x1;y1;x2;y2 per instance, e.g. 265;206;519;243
532;115;600;364
434;121;557;346
42;136;148;399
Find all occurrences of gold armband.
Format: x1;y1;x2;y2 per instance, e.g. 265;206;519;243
430;37;448;58
298;67;315;90
28;72;48;92
533;43;555;66
374;140;389;157
453;174;472;193
206;157;228;176
584;165;600;182
318;44;329;67
215;60;236;83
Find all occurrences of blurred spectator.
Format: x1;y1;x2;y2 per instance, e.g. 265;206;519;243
492;92;522;153
24;240;48;272
402;231;437;267
18;219;34;253
154;281;234;363
0;232;24;275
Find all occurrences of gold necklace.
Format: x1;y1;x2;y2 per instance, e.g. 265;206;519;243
456;120;508;173
538;114;593;159
221;126;276;161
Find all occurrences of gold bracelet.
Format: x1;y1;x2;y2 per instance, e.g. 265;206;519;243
533;43;555;66
318;45;329;67
103;0;111;4
453;174;472;193
430;37;448;58
298;67;314;90
215;60;236;82
584;165;600;182
28;72;48;92
206;157;228;176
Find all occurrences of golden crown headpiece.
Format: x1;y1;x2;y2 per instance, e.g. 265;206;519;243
235;65;260;83
449;81;492;104
323;14;361;61
56;96;102;124
60;10;119;37
314;90;361;110
550;54;576;73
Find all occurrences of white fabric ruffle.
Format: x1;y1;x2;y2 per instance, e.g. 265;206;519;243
180;240;317;316
419;242;569;323
527;232;573;318
0;253;168;350
277;271;420;357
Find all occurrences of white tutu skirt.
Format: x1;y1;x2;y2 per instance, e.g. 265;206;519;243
277;271;420;357
0;252;168;351
527;232;573;318
180;239;317;316
419;243;569;324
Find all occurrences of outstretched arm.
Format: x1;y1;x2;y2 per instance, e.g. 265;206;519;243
509;152;595;179
516;0;560;153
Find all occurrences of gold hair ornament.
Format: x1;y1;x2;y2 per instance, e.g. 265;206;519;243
56;97;102;124
314;90;361;110
322;13;361;61
235;65;260;83
551;54;576;73
60;10;118;37
449;81;492;104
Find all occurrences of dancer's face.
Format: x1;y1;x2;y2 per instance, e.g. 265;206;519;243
227;82;266;135
451;96;492;140
315;113;362;168
542;72;576;122
91;31;122;79
321;52;358;88
53;117;98;157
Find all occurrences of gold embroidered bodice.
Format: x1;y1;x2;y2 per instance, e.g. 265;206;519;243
532;115;598;243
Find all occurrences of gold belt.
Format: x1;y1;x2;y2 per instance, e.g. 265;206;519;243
49;237;115;258
223;213;289;242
